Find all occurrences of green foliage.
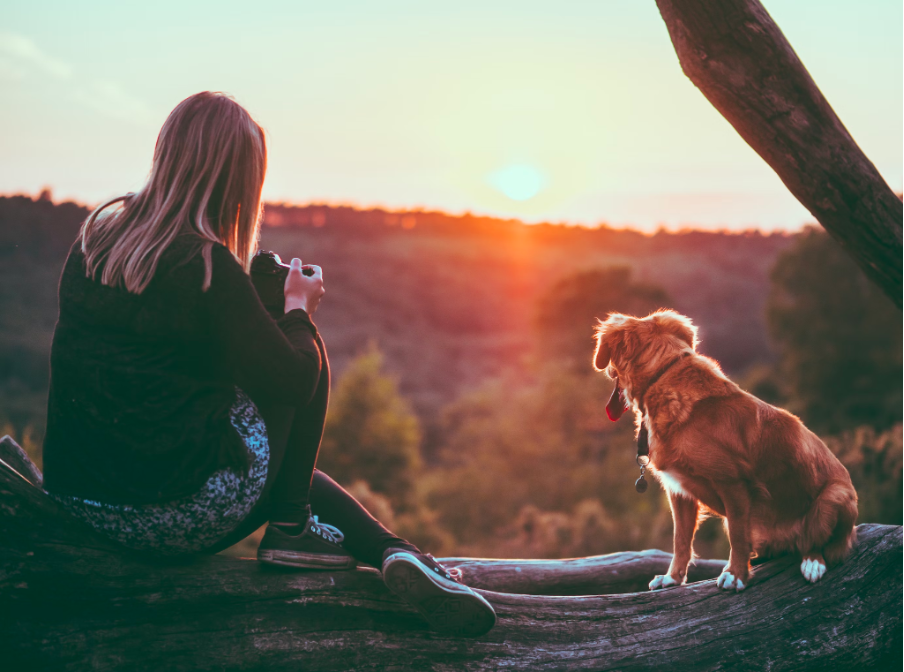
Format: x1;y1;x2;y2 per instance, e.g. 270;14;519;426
826;424;902;525
318;346;422;511
534;267;671;369
423;367;677;558
767;227;902;434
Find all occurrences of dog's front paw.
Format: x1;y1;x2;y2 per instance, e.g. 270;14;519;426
649;574;680;591
800;556;826;583
716;569;747;592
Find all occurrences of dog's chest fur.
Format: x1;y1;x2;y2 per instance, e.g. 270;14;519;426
655;469;690;498
644;417;695;501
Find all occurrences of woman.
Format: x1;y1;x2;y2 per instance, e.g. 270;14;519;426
41;91;495;637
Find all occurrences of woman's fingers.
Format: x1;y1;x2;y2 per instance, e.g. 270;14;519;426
302;264;322;279
284;258;325;315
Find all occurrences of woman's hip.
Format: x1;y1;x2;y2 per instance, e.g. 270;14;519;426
47;387;270;555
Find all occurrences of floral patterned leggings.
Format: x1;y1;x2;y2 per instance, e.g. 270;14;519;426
47;387;270;555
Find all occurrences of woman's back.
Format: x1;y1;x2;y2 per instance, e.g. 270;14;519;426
44;236;243;503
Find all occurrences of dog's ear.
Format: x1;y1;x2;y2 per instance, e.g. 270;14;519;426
593;336;611;372
593;313;629;372
651;310;698;350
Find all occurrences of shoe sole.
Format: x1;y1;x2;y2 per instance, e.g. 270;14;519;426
258;549;357;570
382;554;496;637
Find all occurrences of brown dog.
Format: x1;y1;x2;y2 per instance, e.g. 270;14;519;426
593;310;858;591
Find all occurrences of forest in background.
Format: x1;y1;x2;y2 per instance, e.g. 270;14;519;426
1;194;900;561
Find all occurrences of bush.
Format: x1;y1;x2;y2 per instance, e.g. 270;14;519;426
826;424;902;525
767;228;902;433
423;366;678;558
318;345;423;511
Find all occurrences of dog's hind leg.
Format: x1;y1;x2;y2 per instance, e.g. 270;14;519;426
798;480;858;582
821;487;858;566
650;492;699;590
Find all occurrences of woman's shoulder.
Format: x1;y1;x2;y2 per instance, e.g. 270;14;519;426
167;235;237;262
161;236;238;275
207;239;243;265
163;237;254;299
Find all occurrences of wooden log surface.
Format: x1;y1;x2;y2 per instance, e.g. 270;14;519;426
655;0;903;306
1;436;901;671
440;552;724;596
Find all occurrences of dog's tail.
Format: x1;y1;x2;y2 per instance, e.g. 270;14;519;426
800;479;858;565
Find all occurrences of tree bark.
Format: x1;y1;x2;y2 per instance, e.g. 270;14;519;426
655;0;903;307
1;437;900;671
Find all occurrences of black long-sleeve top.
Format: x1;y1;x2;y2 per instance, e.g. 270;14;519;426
42;235;321;504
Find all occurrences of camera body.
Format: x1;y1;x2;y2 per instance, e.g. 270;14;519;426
250;250;312;319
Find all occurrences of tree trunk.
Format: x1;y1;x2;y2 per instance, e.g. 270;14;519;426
1;437;900;671
655;0;903;307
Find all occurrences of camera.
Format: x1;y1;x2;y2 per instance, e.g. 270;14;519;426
250;250;313;319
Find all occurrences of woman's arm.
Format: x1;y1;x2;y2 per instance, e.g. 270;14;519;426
202;244;322;408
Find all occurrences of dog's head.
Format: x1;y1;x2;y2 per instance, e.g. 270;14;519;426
593;310;698;421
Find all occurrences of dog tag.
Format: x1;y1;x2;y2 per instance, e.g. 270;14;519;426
635;475;648;493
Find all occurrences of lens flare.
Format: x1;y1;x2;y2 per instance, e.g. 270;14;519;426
487;164;547;201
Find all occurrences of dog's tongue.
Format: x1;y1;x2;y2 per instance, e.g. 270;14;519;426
606;379;628;421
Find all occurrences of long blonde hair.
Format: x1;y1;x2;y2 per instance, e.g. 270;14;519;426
80;91;267;293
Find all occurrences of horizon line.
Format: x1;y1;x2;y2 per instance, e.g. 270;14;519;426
3;189;808;238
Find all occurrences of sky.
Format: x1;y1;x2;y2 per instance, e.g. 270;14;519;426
0;0;901;231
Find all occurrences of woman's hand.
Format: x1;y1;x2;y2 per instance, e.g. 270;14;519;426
284;258;325;316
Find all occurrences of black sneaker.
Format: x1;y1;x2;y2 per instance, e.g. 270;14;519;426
382;549;496;637
257;515;356;569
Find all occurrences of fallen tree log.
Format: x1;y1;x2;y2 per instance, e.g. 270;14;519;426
1;436;900;671
655;0;903;307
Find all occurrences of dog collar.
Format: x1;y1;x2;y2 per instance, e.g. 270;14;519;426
635;351;693;413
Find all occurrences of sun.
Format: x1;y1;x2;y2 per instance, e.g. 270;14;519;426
487;164;547;201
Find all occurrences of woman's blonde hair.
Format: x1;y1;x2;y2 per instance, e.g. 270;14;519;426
80;91;267;293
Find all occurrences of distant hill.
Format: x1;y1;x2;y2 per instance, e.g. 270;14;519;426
0;195;797;437
260;204;795;413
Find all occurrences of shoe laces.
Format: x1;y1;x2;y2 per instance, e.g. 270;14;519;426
308;515;345;544
424;553;463;581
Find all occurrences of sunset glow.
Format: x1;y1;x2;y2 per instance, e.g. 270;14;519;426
0;1;900;231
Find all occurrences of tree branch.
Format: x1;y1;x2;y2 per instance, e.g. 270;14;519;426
655;0;902;307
